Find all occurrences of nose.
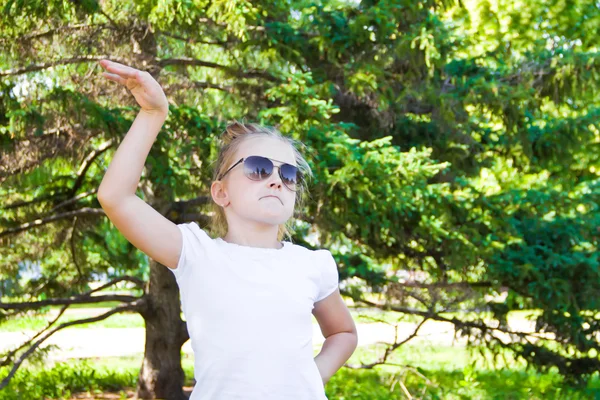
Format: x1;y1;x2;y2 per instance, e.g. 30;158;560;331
267;165;283;188
266;165;283;188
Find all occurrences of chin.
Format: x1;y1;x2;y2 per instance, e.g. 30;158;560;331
262;215;291;225
254;211;292;226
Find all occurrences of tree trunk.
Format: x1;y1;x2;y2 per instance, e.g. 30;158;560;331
136;259;190;400
131;22;192;399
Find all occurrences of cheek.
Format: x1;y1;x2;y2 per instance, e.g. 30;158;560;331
231;187;265;210
285;195;297;210
227;177;254;199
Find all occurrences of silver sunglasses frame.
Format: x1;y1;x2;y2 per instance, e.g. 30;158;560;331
217;156;302;191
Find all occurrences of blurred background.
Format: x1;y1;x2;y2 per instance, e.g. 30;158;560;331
1;0;600;399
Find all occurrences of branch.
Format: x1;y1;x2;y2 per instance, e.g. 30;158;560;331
390;364;438;398
157;17;265;32
357;318;428;369
2;191;70;211
2;130;108;216
343;290;542;340
172;195;212;209
0;300;144;390
156;30;232;46
158;58;278;81
2;276;144;312
164;81;234;93
0;304;69;367
0;207;106;237
163;195;212;223
180;213;211;226
69;138;115;197
48;189;98;214
1;54;278;83
0;294;140;311
69;217;84;282
0;56;128;77
0;124;86;179
395;280;493;289
85;275;145;292
98;9;119;28
0;24;115;45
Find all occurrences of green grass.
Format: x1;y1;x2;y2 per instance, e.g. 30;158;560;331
1;344;599;399
0;360;137;400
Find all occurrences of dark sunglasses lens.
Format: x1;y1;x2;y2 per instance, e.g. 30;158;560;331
244;156;273;180
280;164;300;187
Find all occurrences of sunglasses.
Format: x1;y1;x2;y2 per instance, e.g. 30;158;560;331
217;155;302;191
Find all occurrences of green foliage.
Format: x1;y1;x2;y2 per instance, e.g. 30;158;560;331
1;356;599;400
0;361;136;400
1;0;600;385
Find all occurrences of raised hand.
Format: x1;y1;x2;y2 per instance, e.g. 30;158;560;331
99;59;169;115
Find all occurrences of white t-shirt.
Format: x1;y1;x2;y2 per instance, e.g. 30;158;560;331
170;221;339;400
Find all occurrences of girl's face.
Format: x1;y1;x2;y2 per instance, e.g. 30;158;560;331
212;136;298;228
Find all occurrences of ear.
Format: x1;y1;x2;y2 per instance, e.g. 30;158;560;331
211;180;230;207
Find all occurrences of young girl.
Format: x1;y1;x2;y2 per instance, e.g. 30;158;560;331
97;59;358;399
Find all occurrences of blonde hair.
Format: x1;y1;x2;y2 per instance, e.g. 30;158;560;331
210;121;313;242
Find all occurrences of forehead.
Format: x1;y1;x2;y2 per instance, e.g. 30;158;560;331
236;136;296;165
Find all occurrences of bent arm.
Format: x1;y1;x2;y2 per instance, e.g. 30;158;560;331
97;110;182;270
98;110;166;199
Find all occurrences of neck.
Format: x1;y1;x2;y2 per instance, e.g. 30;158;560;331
222;227;282;249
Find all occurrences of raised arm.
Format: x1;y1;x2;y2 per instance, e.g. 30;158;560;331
96;60;182;270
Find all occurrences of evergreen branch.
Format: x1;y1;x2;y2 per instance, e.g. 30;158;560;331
158;58;278;81
69;139;115;197
0;23;116;44
0;208;106;237
2;191;70;211
47;189;99;214
163;81;234;93
0;56;127;77
1;56;278;82
156;31;232;46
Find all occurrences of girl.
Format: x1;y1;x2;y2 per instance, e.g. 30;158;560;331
97;59;358;399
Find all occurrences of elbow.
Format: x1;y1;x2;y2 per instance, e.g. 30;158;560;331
97;189;111;207
97;188;122;209
351;330;358;349
97;182;110;204
348;325;359;350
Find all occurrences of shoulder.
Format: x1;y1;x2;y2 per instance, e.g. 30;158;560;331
177;221;213;243
175;221;217;262
285;241;327;254
285;242;335;266
312;248;335;264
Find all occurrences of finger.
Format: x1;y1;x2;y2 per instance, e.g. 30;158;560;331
99;60;139;80
102;71;127;85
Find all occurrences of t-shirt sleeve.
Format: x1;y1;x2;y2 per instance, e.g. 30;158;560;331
170;221;211;279
314;249;339;302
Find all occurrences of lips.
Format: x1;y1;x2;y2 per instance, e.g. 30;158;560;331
262;195;282;204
